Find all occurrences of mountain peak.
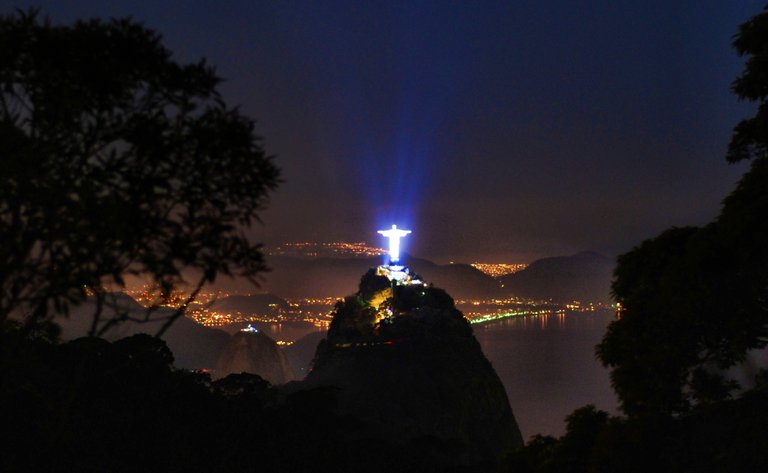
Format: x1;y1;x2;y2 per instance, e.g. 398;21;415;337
303;266;523;465
500;252;616;303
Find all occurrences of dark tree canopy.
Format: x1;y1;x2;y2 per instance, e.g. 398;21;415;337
596;223;751;416
510;8;768;470
729;7;768;162
601;150;768;418
599;6;768;417
0;11;279;334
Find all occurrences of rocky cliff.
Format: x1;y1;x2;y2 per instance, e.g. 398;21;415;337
303;268;523;466
215;330;294;384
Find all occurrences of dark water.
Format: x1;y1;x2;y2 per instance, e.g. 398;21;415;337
219;321;324;342
474;310;618;439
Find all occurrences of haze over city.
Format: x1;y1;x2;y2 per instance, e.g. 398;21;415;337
5;0;762;263
4;2;768;472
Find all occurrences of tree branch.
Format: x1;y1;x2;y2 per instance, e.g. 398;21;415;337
155;275;206;338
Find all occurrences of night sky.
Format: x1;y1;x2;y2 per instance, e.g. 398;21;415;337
4;1;764;263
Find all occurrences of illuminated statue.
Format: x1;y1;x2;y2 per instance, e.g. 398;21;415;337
378;224;411;264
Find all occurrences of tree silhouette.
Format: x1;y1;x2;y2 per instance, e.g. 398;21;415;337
598;6;768;417
728;9;768;163
0;10;279;336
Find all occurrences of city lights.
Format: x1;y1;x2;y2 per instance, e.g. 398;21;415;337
268;241;386;258
470;263;528;277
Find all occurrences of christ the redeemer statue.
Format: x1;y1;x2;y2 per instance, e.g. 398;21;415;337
378;224;411;264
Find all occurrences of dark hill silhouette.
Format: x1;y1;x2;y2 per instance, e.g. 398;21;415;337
499;251;615;303
284;330;326;378
215;330;295;383
300;267;523;467
409;257;502;299
260;254;501;299
57;293;231;370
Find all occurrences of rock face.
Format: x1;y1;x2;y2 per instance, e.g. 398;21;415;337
304;268;523;464
284;330;326;378
215;330;294;384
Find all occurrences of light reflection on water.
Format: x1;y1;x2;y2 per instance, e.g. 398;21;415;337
221;321;325;342
474;310;618;439
262;322;326;341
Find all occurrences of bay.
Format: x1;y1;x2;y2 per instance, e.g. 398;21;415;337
474;310;618;439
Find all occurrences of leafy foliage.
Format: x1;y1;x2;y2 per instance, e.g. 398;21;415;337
0;328;400;473
729;7;768;162
597;6;768;417
507;386;768;473
507;6;768;472
507;406;612;473
0;10;279;334
598;155;768;416
357;268;391;301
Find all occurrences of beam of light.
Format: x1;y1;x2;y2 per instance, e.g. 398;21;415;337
378;224;411;264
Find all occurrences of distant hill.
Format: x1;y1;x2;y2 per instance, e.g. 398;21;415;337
407;257;502;299
259;254;500;299
498;251;615;303
257;252;615;302
58;293;231;370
